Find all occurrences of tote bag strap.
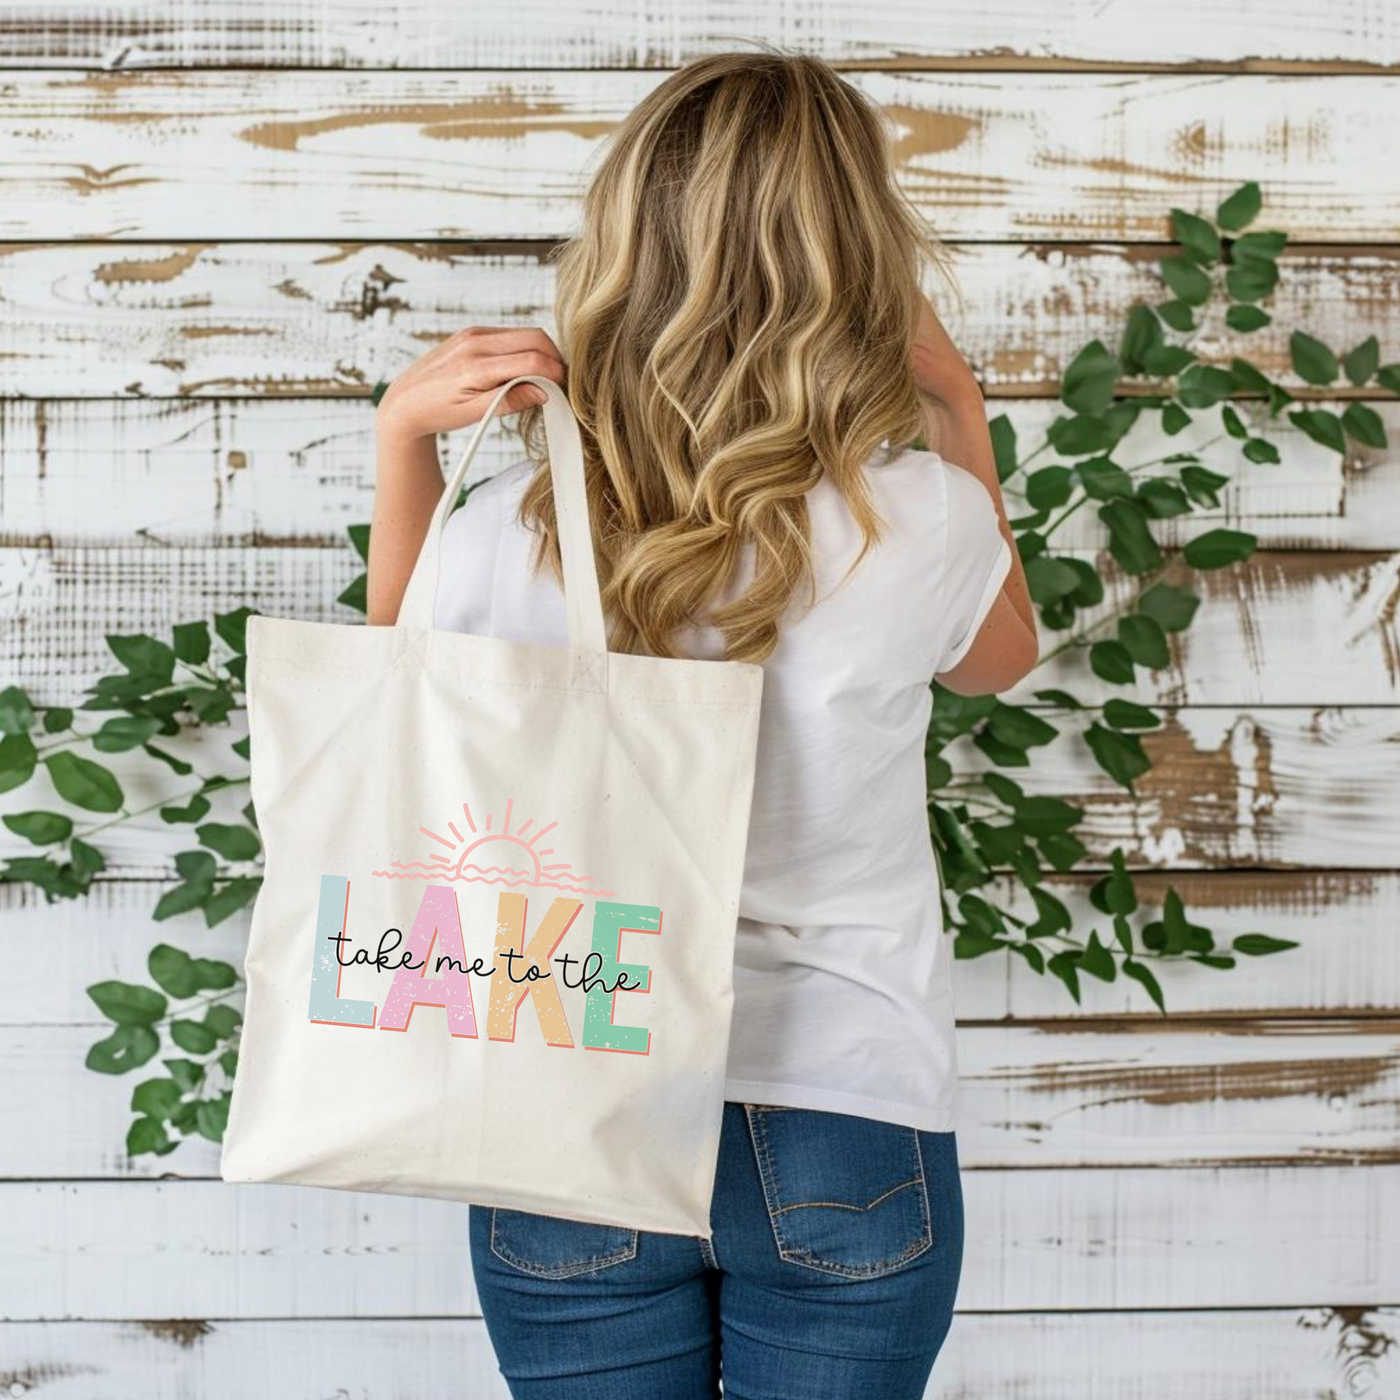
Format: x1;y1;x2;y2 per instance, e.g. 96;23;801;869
396;374;609;692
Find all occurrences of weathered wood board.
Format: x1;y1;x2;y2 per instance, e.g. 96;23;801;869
2;1166;1396;1318
9;870;1396;1027
1;706;1395;871
6;3;1400;70
6;1018;1397;1179
3;1307;1396;1400
1;242;1397;399
3;73;1400;241
4;396;1396;551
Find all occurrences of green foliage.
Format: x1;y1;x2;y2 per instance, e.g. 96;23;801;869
0;182;1378;1160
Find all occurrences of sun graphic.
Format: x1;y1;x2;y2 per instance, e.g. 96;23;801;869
371;797;614;895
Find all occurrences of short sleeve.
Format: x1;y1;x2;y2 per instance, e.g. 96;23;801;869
935;462;1012;673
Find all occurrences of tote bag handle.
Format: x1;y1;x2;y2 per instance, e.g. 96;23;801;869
396;374;609;692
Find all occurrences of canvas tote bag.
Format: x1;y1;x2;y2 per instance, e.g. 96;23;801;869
221;374;764;1238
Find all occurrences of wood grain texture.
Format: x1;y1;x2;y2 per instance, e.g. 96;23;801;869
1;706;1396;871
2;241;1398;399
3;72;1400;240
6;870;1396;1027
4;396;1397;550
2;1167;1396;1317
3;3;1400;70
6;1018;1397;1179
5;541;1398;705
3;1309;1396;1400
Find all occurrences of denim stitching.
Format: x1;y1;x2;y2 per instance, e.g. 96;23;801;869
487;1207;638;1281
746;1106;935;1280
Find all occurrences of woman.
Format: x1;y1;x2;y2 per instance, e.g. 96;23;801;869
368;49;1037;1400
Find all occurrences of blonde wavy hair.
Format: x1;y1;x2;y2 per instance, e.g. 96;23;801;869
514;49;950;664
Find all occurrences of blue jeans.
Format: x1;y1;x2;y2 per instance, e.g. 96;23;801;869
469;1101;965;1399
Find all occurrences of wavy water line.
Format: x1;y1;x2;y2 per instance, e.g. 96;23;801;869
370;869;616;895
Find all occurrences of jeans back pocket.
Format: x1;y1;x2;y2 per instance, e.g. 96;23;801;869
488;1207;638;1280
745;1105;933;1279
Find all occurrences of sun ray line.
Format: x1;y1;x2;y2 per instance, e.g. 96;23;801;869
419;826;457;851
503;797;513;835
528;821;557;847
462;802;477;833
447;822;463;843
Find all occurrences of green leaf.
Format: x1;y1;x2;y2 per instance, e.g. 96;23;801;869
1084;723;1151;792
214;607;254;655
1091;850;1138;916
107;633;176;683
1177;364;1235;409
87;980;167;1026
42;707;74;733
1118;614;1171;669
1161;402;1191;435
149;944;201;998
1025;466;1075;511
1123;957;1167;1012
1225;303;1270;332
1014;795;1084;839
70;838;105;881
86;1024;160;1075
1216;181;1261;231
195;822;261;862
1220;405;1247;439
337;573;368;614
1047;414;1117;457
1077;458;1134;500
0;685;35;735
131;1077;184;1120
1061;340;1120;416
1025;555;1081;606
172;620;212;666
1290;331;1338;386
152;879;214;921
1098;499;1162;574
1377;365;1400;395
1341;402;1387;449
44;752;124;813
1038;831;1088;871
1136;478;1190;519
1225;259;1278;303
1182;528;1256;569
204;1004;243;1039
1180;464;1232;508
170;1019;218;1054
1230;358;1272;395
1242;437;1280;464
192;958;239;992
2;810;73;845
1342;336;1380;386
1157;300;1194;332
1158;255;1212;307
204;877;262;927
1089;640;1136;685
1288;408;1345;453
219;1049;240;1077
143;744;195;777
1232;933;1301;956
0;732;39;794
987;703;1058;751
1103;698;1161;731
1026;886;1073;939
988;414;1018;482
1140;343;1195;377
160;794;212;825
1170;208;1221;264
1137;582;1200;632
1046;950;1082;1004
164;1058;205;1093
1079;930;1118;982
1119;305;1163;375
91;715;163;754
1231;230;1286;261
196;1096;232;1143
126;1115;175;1157
175;849;218;882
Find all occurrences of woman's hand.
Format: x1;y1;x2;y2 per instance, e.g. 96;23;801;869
368;326;567;626
376;325;567;441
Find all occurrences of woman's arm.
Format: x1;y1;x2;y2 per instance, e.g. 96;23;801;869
367;327;566;626
911;295;1039;694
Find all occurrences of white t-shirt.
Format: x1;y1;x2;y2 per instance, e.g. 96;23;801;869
434;445;1012;1132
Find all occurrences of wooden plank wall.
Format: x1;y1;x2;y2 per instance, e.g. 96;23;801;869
1;8;1398;1397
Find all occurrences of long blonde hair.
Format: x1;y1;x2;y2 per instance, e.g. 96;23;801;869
515;49;948;663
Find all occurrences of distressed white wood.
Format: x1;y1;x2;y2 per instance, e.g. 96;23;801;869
2;707;1396;872
2;241;1398;400
4;541;1399;706
5;2;1400;69
1;1166;1396;1318
6;1019;1397;1179
9;870;1397;1027
3;1307;1397;1400
3;72;1400;240
4;395;1397;551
